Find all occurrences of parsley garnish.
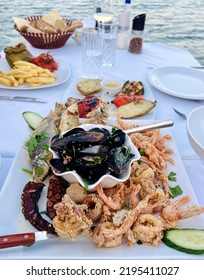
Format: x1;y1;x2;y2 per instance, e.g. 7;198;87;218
82;178;89;193
22;168;33;175
168;171;177;182
25;131;49;156
139;149;145;156
35;165;44;176
169;185;183;198
122;203;131;210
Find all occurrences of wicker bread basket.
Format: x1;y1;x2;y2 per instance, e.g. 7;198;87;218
14;16;73;49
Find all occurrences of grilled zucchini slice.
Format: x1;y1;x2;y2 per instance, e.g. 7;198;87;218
163;228;204;255
119;81;144;96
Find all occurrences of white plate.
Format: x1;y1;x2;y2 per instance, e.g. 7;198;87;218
0;55;70;90
148;66;204;100
62;74;156;120
0;120;203;259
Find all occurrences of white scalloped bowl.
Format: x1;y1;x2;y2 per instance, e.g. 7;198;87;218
187;106;204;160
49;124;140;191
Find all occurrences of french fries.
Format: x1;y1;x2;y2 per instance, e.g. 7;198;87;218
0;61;56;87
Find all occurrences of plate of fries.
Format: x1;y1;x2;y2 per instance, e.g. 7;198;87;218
0;55;70;89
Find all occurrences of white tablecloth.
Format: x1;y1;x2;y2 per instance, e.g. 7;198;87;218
0;39;204;206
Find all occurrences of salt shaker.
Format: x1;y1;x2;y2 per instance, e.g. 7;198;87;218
116;0;131;50
128;14;146;54
116;13;131;49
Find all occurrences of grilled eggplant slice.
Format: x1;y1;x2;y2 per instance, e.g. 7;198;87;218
117;99;156;119
119;81;144;96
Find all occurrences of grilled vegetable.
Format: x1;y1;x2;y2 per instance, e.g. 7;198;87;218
117;99;156;119
163;228;204;255
31;53;58;72
4;43;33;68
119;81;144;96
112;94;144;108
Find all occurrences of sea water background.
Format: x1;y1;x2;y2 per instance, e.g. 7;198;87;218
0;0;204;64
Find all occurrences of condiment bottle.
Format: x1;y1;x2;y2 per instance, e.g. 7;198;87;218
128;14;146;54
116;0;131;50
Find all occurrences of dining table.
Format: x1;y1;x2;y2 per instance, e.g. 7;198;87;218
0;34;204;260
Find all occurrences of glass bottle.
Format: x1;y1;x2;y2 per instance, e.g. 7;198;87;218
116;0;131;49
128;14;146;54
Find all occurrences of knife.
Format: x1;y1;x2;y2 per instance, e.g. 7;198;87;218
148;66;204;69
0;231;56;249
0;96;47;103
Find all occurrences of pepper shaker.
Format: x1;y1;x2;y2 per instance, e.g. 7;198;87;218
128;14;146;54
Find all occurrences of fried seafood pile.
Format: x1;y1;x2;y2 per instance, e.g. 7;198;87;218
21;120;204;248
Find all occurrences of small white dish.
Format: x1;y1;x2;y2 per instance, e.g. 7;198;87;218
49;123;140;191
187;106;204;160
100;79;123;96
148;66;204;100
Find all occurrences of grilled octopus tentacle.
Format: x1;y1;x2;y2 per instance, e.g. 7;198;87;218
46;174;68;220
21;181;55;234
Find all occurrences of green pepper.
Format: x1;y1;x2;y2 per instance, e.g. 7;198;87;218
4;43;33;68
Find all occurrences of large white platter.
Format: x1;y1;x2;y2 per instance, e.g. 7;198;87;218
0;55;70;90
148;66;204;100
0;119;203;259
62;75;156;120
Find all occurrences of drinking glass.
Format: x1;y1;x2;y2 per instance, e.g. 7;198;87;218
82;27;104;78
93;0;114;23
100;20;118;67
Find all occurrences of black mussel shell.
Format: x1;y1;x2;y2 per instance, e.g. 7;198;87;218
50;131;106;153
62;127;85;138
108;145;134;175
77;145;108;158
50;158;67;173
107;129;126;148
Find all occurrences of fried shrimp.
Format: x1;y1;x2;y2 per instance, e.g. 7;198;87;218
96;183;125;211
160;196;204;228
102;197;149;240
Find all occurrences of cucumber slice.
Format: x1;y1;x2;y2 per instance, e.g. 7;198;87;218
22;111;43;130
163;228;204;255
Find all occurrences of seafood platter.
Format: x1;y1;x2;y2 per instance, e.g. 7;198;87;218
0;20;204;256
0;83;204;259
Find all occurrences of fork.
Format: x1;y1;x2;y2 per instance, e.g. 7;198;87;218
172;108;188;119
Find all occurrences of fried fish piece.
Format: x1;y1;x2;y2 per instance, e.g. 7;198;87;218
25;103;65;183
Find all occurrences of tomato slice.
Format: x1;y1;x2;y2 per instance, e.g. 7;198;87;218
31;53;58;72
77;96;100;118
112;94;144;107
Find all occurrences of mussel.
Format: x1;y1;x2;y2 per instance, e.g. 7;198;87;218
108;145;135;175
50;126;135;184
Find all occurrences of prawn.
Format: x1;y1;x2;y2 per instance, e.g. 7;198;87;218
96;183;125;211
161;196;204;228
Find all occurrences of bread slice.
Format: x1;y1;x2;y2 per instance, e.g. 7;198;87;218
77;79;102;96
